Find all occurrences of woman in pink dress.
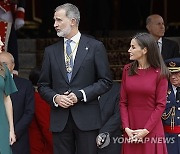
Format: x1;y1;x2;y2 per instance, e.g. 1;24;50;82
120;33;169;154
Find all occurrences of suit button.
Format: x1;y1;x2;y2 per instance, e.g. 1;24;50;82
177;117;180;119
178;107;180;110
178;134;180;137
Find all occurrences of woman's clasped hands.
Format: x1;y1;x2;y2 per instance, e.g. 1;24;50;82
125;127;149;143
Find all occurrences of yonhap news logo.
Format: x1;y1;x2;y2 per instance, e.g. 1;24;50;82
112;136;175;144
96;134;175;149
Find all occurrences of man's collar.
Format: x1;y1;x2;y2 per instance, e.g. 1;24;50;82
158;37;162;44
64;31;81;44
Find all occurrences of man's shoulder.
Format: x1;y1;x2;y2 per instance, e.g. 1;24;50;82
81;34;102;44
45;38;63;49
163;37;178;46
14;76;32;85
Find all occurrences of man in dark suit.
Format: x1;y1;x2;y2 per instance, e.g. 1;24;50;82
38;3;112;154
0;52;34;154
97;81;122;154
146;14;180;60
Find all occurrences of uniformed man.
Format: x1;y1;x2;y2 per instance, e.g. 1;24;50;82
162;57;180;154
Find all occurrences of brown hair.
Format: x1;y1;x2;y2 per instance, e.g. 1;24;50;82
128;33;170;78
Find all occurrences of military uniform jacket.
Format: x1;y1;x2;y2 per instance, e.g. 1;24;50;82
162;82;180;154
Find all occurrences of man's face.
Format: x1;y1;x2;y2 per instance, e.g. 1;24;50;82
147;15;165;39
53;9;72;38
170;72;180;87
0;55;14;73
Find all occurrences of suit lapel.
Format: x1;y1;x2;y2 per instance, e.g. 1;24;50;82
54;40;69;83
71;35;89;81
13;75;19;86
161;38;168;59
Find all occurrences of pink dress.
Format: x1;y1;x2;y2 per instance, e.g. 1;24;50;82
120;64;168;154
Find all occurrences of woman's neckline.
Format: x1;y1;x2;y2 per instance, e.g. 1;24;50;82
138;66;151;70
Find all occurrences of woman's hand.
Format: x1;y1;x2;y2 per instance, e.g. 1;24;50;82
125;127;134;139
133;129;149;140
9;131;16;145
125;128;149;143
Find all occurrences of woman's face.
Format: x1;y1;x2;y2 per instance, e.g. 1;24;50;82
128;38;147;61
0;37;4;53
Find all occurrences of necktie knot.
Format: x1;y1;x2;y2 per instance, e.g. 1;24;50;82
156;41;160;47
66;39;72;44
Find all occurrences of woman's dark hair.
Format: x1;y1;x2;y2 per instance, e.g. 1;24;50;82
29;67;41;86
128;33;170;78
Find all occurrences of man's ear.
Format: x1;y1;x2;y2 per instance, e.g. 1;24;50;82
71;18;77;26
13;70;18;75
146;24;150;32
11;62;15;72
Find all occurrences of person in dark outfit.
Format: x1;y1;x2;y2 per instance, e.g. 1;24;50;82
146;14;180;60
97;81;122;154
38;3;112;154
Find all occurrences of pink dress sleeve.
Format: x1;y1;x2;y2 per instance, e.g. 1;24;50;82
120;65;129;129
144;75;168;131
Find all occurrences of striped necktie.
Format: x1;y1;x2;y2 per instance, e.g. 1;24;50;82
66;40;73;81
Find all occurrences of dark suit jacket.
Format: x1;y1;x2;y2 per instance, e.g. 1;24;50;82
98;82;122;154
38;34;112;132
11;76;34;154
162;38;180;60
